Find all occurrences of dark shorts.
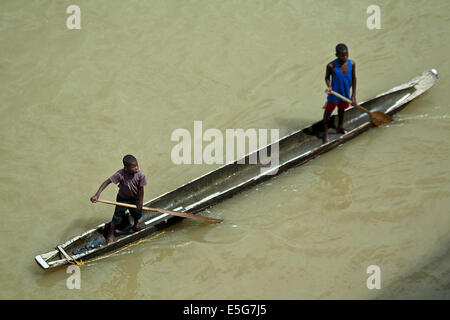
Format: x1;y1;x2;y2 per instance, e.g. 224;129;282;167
324;101;349;114
112;194;142;225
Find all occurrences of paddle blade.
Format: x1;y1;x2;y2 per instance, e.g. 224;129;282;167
370;116;383;126
371;111;394;125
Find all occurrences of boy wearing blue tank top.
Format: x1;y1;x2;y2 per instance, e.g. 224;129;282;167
323;43;357;143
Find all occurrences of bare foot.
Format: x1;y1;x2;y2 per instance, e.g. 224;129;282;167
337;127;348;134
106;235;114;244
323;136;329;144
132;224;141;232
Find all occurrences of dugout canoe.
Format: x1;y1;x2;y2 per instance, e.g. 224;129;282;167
35;69;439;270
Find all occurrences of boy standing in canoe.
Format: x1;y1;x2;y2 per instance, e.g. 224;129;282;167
323;43;357;143
90;155;147;244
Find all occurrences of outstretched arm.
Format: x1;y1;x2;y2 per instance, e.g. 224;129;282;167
137;186;144;211
90;179;111;203
325;63;334;92
351;61;357;105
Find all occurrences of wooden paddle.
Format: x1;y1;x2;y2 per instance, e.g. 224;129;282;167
96;199;223;224
328;90;393;126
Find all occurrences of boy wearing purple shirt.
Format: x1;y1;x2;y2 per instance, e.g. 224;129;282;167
90;155;147;244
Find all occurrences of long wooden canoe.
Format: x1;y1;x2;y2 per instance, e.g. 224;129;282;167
35;69;439;270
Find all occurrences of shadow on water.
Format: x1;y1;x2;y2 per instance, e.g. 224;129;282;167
273;116;317;135
374;240;450;299
33;262;69;289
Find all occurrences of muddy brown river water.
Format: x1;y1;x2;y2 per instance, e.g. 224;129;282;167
0;0;449;299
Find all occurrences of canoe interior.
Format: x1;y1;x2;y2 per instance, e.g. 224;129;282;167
142;87;417;211
37;70;438;269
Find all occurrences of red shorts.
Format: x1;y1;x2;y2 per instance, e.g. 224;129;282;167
324;101;349;114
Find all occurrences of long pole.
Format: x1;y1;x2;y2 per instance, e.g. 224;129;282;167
96;199;223;224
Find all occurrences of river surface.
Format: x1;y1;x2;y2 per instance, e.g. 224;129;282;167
1;0;449;299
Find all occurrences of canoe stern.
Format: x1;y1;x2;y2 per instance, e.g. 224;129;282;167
35;255;50;270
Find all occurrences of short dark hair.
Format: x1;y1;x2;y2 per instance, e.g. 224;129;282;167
123;154;137;167
336;43;348;55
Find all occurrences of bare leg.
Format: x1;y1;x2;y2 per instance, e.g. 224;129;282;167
132;218;141;232
323;111;330;143
107;222;116;244
337;109;347;134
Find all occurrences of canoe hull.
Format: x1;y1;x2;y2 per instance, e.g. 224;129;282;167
35;69;439;270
